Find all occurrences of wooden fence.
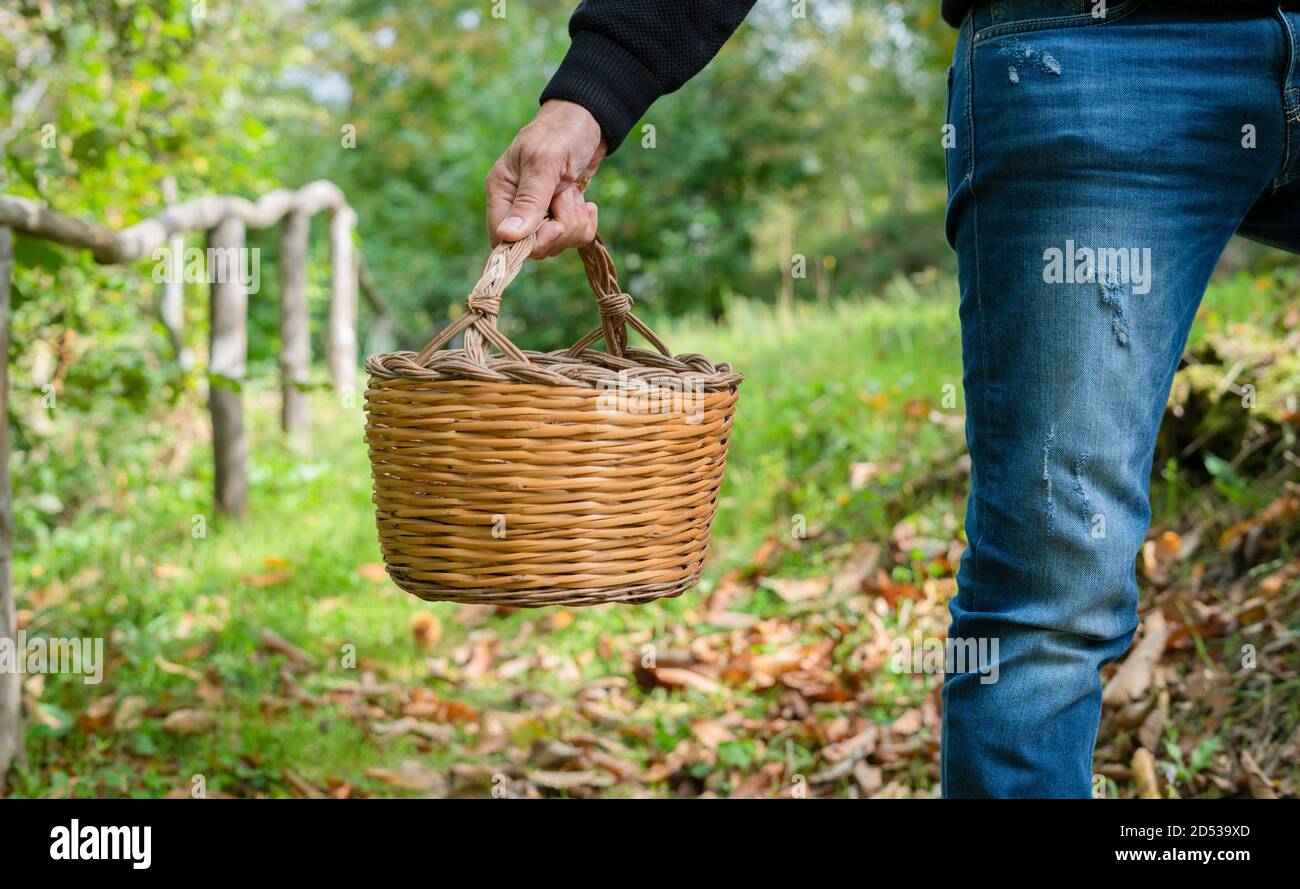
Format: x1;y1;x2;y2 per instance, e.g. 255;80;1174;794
0;181;391;781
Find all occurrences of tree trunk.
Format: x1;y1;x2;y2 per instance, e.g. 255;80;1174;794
278;209;310;444
0;226;20;784
208;217;248;518
327;206;358;394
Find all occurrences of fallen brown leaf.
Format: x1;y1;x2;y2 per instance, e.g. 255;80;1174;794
1131;748;1162;799
1103;611;1169;707
113;696;146;731
650;667;723;695
1240;750;1278;799
761;576;827;603
260;628;316;668
1259;561;1300;596
370;717;453;744
850;462;881;490
1138;690;1170;752
163;708;216;736
411;612;441;652
526;769;615;791
1156;530;1182;558
459;634;496;680
821;726;879;763
691;718;736;751
830;541;881;597
282;768;328;799
853;762;883;796
241;571;292;587
365;760;449;796
589;750;640;781
81;694;116;732
889;709;923;737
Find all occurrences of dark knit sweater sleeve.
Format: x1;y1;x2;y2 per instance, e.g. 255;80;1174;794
539;1;757;153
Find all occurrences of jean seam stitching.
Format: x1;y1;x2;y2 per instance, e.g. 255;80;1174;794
1277;90;1297;188
965;22;984;617
1273;10;1298;190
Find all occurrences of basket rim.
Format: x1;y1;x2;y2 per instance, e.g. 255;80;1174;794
365;345;743;391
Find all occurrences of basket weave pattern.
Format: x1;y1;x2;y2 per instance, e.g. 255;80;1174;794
364;235;742;607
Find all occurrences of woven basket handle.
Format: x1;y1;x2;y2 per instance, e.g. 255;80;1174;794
564;235;672;360
415;233;673;367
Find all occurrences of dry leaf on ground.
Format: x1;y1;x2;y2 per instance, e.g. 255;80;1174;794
163;709;216;736
1103;611;1169;706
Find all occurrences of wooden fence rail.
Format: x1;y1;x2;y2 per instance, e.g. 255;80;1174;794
0;181;392;782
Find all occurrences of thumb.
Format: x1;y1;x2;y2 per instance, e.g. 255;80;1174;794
498;157;561;241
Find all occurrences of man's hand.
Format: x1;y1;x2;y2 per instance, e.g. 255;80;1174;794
486;100;606;259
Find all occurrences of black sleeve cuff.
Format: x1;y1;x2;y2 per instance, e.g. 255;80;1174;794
539;30;666;155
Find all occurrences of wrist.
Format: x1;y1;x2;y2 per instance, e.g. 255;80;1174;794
539;30;661;155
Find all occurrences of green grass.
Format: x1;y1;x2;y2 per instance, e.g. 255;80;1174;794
8;269;1295;797
664;269;963;562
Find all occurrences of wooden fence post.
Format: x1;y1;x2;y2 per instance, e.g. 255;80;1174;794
278;209;310;443
0;225;20;784
208;216;248;518
159;177;194;370
358;254;395;356
327;206;358;395
0;181;394;525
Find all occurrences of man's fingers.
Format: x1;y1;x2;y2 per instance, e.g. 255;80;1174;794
530;218;566;259
537;187;597;258
544;202;598;258
485;164;516;247
496;150;562;243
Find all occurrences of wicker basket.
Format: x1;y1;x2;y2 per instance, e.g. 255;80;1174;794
363;234;742;608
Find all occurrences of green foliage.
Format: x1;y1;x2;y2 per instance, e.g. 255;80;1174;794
660;269;961;560
0;0;961;550
273;0;956;348
10;281;1291;797
0;0;961;350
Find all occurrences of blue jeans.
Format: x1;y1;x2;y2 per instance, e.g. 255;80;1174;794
942;0;1300;797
